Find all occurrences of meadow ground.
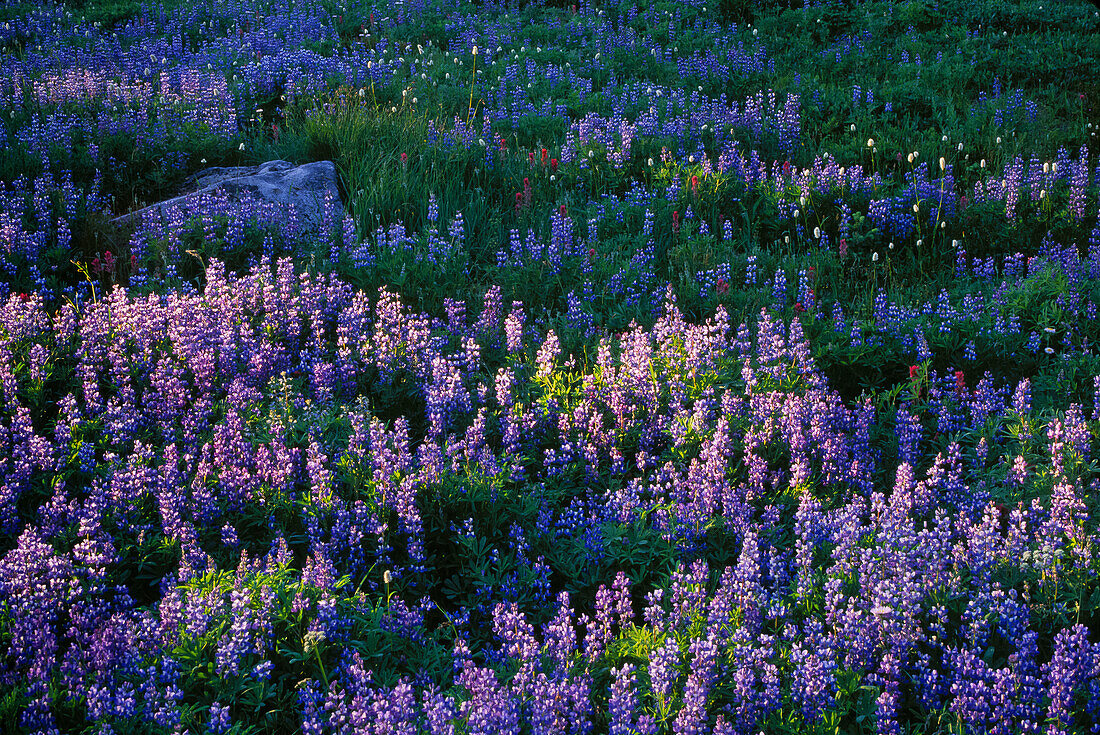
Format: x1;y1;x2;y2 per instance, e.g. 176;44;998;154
1;0;1100;732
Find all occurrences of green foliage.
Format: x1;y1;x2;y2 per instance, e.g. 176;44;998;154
151;562;450;734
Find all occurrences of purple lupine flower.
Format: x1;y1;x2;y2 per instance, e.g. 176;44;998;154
727;629;781;728
726;529;763;635
208;701;232;734
672;635;719;735
1006;454;1029;488
504;302;525;354
913;651;946;711
422;685;459;735
529;669;593;735
536;330;561;379
1044;625;1095;735
585;581;617;662
608;664;643;735
666;560;709;631
648;635;681;714
367;678;418;735
947;644;995;729
895;406;922;467
492;602;539;695
1048;478;1088;550
543;592;578;675
789;619;837;723
456;663;521;735
297;682;321;730
1064;403;1089;458
476;285;504;342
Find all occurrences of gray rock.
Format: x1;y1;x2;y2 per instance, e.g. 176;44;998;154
113;160;342;232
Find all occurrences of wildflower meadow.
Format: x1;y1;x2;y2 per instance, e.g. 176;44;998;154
1;0;1100;731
